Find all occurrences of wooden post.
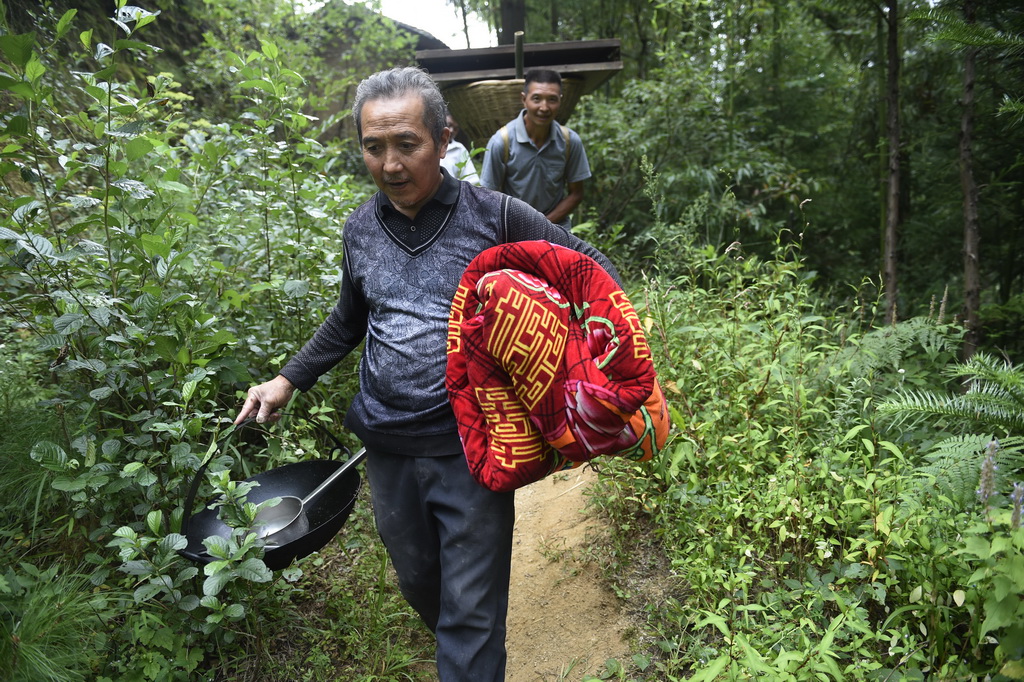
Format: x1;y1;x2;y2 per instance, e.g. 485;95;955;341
515;31;524;79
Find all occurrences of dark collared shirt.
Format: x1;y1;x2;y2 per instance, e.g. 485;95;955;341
375;169;460;252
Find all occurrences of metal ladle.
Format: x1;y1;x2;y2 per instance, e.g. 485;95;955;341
253;448;367;543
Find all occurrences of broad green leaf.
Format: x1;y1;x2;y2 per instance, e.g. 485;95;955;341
122;559;156;576
146;511;162;536
260;39;279;59
55;9;78;40
688;654;729;681
30;440;69;470
52;477;87;492
182;379;198;404
111;179;154;199
735;633;773;673
21;234;55;261
157;179;190;193
140;233;171;259
114;39;157;53
66;358;108;374
177;566;199;583
1000;658;1024;678
239;79;277;94
24;54;45;83
134;583;163;602
158;533;188;553
994;574;1015;602
13;199;44;225
202;570;232;597
53;312;86;335
113;526;138;541
202;534;231;558
122;462;144;476
223;603;245;619
236;558;272;583
5;114;28;135
0;77;34;98
89;386;114;400
980;595;1019;636
283;279;310;298
961;534;992;560
0;33;35;68
695;612;731;637
125;136;154;161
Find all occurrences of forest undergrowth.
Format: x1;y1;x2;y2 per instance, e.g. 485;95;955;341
1;3;1023;681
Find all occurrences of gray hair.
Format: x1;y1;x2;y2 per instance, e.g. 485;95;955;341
353;67;447;147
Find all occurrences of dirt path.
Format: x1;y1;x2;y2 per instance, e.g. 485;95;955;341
505;466;632;682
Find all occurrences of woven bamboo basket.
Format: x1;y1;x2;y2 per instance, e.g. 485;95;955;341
443;77;585;150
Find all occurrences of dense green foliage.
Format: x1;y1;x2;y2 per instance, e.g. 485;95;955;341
468;0;1024;353
2;0;1023;680
0;2;427;679
587;223;1024;678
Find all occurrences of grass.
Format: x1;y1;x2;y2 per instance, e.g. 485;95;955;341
245;487;436;681
0;565;110;682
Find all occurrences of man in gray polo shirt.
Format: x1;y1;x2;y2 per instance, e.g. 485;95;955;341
480;69;591;228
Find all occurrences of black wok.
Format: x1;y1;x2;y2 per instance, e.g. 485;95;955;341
179;417;364;571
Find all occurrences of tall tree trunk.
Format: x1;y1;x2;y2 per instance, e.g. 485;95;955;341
883;0;901;324
876;11;887;279
498;0;526;45
960;0;981;358
454;0;472;48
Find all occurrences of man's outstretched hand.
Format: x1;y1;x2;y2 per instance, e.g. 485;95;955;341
234;375;297;425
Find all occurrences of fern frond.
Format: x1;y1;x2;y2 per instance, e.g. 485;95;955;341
948;352;1024;407
910;8;1024;56
998;96;1024;127
880;353;1024;433
842;317;958;380
916;434;991;508
880;390;1024;433
913;435;1024;510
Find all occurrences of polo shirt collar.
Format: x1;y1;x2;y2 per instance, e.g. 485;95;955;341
513;109;560;149
375;168;460;217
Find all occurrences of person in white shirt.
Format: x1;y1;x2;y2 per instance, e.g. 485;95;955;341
440;110;480;184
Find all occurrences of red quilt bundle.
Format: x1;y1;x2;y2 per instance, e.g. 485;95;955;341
446;241;670;492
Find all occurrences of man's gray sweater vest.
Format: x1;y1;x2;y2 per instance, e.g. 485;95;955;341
280;181;618;456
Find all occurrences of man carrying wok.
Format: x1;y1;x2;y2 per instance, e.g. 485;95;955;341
234;66;620;682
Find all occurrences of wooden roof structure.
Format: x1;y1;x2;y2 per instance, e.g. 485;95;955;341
415;39;623;148
415;39;622;92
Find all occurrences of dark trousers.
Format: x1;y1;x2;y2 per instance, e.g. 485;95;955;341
365;448;515;682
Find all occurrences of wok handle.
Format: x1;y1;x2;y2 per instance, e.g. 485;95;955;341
180;413;359;536
300;448;368;508
181;417;255;537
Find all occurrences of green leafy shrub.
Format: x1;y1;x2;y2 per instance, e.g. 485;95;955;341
586;193;1022;678
0;3;402;677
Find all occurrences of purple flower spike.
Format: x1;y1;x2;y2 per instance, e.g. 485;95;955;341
1012;482;1023;529
977;440;999;507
